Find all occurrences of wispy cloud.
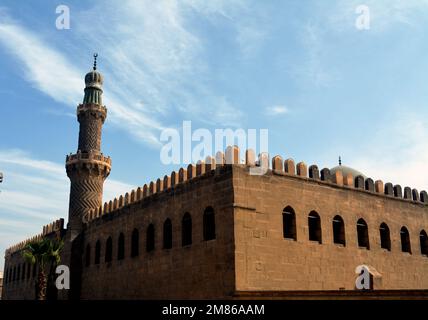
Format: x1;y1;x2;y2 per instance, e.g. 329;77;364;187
0;1;252;148
265;105;289;116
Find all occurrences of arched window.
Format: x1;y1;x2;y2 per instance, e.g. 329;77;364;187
131;228;139;257
203;206;216;241
357;218;369;249
163;219;172;249
332;215;345;246
118;232;125;260
400;226;411;253
95;240;101;265
283;206;297;240
105;237;113;263
379;223;391;251
182;212;192;246
420;230;428;256
308;211;322;243
146;224;155;252
85;244;91;267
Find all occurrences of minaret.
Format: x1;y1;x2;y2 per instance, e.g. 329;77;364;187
65;54;111;240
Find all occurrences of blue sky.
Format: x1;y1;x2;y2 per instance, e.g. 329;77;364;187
1;0;428;270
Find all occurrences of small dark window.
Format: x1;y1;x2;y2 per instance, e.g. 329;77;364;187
283;206;297;240
131;228;139;257
146;224;155;252
118;232;125;260
13;266;16;282
95;240;101;265
21;263;26;280
357;218;369;249
32;264;36;278
400;227;411;253
105;237;113;262
85;244;91;267
17;265;20;282
163;219;172;249
203;207;216;241
182;213;192;246
26;262;31;279
380;223;391;251
308;211;322;243
420;230;428;256
332;215;346;246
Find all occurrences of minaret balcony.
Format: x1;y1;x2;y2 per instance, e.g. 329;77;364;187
77;103;107;119
66;150;111;169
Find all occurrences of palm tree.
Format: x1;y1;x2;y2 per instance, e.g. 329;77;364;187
22;238;64;300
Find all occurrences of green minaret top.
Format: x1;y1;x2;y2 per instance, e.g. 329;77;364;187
83;53;104;105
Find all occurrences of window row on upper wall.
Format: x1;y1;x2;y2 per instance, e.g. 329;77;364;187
85;207;216;267
282;206;428;256
3;260;38;285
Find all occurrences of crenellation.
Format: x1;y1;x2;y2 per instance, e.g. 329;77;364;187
187;164;196;179
136;187;142;200
343;173;353;186
124;192;130;205
375;180;384;193
163;175;171;190
205;156;216;171
272;155;283;172
215;151;225;166
404;187;412;200
118;195;124;207
258;152;269;170
149;181;155;195
196;160;206;176
225;145;240;164
320;168;331;182
355;175;364;189
143;184;148;197
171;171;178;187
245;149;256;166
332;170;343;186
394;185;403;198
365;178;375;192
412;189;420;202
156;178;163;193
384;183;394;196
308;165;320;180
178;168;186;183
296;162;307;177
284;158;295;175
421;191;428;203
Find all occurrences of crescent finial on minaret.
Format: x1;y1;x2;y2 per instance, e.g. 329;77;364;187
93;53;98;70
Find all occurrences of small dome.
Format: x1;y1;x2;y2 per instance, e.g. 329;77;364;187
330;165;366;179
85;70;103;89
